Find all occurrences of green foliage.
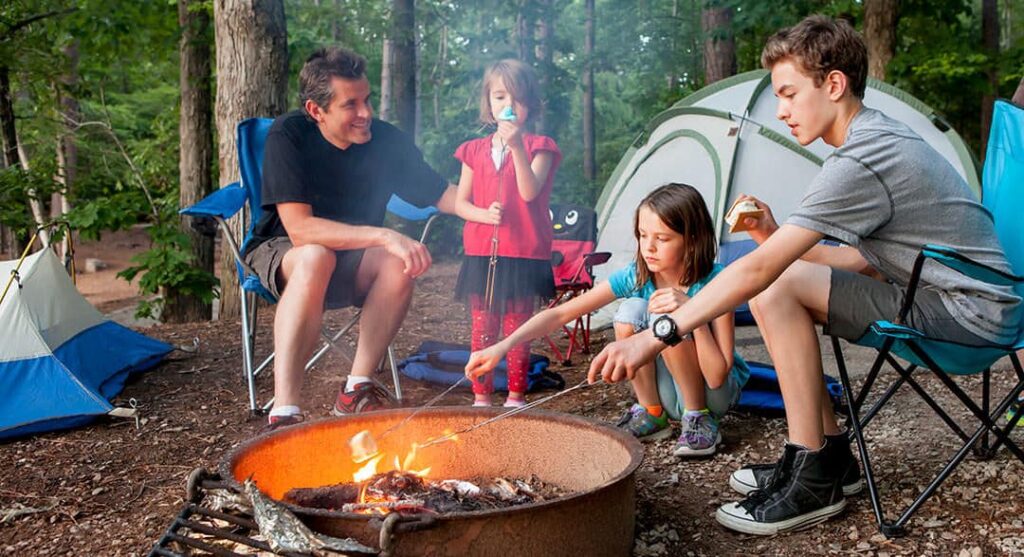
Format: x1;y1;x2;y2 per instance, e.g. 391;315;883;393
4;0;1021;312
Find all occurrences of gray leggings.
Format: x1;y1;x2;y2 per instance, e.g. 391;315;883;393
614;297;741;421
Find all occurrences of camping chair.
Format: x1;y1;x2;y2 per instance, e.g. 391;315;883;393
830;99;1024;537
181;118;441;416
545;204;610;364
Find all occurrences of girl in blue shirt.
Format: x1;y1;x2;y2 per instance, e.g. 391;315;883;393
466;183;748;457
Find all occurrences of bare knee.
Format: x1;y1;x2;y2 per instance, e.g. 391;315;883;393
613;322;636;340
281;244;336;289
357;249;415;298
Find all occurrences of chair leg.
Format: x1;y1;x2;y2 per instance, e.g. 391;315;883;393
977;368;991;457
832;335;905;537
239;288;259;416
387;344;402;402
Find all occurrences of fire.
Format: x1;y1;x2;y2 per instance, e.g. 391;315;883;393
348;430;460;513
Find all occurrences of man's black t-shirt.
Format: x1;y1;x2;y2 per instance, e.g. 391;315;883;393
246;110;447;254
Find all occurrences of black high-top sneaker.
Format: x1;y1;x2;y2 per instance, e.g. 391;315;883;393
729;431;863;496
716;442;846;535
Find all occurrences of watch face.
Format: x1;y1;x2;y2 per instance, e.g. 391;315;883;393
654;317;671;337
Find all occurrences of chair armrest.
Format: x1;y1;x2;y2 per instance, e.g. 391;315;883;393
900;244;1024;323
869;320;927;341
179;183;248;220
582;251;612;267
920;244;1023;287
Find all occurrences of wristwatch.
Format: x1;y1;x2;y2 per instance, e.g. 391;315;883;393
652;315;686;347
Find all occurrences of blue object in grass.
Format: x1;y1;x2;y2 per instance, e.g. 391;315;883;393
398;341;564;393
498;106;516;121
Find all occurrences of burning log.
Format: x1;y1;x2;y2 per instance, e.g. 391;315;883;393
284;471;566;515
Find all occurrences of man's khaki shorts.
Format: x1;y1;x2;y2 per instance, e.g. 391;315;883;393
243;236;366;309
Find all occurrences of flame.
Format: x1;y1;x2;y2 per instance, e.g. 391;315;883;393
353;454;384;483
347;434;455;512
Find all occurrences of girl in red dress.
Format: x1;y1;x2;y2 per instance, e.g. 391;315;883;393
453;59;562;407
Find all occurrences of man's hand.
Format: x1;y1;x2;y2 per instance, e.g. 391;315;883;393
647;287;688;314
383;230;432;278
465;345;506;380
736;194;779;245
587;332;663;384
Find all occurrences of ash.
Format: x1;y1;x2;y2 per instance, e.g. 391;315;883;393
285;471;568;514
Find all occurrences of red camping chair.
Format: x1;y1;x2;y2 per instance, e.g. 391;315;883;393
545;204;610;364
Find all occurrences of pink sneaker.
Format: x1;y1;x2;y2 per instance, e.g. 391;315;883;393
503;397;527;408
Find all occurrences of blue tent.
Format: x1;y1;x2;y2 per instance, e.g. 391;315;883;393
0;248;171;440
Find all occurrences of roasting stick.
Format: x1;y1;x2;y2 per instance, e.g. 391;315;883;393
416;379;594;450
482;105;517;310
348;377;467;463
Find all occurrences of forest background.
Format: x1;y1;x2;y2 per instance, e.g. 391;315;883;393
1;0;1022;325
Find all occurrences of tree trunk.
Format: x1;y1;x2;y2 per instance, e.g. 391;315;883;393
379;38;394;122
981;0;998;159
582;0;596;182
864;0;899;81
1013;76;1024;106
533;0;552;135
389;0;416;135
0;66;19;171
166;0;216;323
516;3;536;67
213;0;288;320
701;2;736;85
52;41;79;262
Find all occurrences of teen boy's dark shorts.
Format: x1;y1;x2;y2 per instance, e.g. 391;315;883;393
826;268;991;346
244;236;366;310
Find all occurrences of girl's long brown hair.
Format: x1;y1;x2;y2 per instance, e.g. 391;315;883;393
633;183;717;291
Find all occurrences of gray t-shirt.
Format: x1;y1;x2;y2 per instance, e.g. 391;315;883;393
787;107;1021;345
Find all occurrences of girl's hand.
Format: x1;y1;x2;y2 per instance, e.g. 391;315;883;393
495;120;524;150
736;194;779;244
466;346;505;380
484;201;503;225
647;287;688;314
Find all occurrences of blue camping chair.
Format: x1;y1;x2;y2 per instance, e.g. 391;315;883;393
181;118;441;415
830;99;1024;537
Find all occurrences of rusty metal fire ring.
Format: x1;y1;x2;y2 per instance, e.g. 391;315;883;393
222;407;645;557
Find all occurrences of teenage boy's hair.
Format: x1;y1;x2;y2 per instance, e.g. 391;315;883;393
760;15;868;99
479;59;543;128
633;183;716;291
300;47;367;115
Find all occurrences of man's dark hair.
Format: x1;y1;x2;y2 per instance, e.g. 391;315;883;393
761;15;868;99
299;47;367;114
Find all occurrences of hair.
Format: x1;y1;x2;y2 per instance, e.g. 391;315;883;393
760;14;868;99
478;59;543;128
633;183;717;291
299;47;367;115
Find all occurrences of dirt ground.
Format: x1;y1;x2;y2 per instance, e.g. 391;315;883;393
2;230;1024;556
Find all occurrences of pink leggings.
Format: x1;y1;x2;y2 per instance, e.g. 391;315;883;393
470;295;534;395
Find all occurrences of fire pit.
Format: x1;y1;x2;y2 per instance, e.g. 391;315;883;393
223;407;644;556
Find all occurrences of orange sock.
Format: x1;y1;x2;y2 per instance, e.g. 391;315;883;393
644;404;664;417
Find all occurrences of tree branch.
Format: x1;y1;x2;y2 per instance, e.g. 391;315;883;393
0;8;78;41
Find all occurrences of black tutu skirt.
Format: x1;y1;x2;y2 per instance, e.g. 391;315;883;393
455;256;555;303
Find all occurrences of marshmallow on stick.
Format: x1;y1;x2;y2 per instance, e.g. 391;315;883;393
725;199;764;233
349;430;380;463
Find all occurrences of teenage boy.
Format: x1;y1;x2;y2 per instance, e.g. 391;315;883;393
588;15;1021;534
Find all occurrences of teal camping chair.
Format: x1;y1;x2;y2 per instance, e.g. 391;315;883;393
831;99;1024;537
181;118;441;415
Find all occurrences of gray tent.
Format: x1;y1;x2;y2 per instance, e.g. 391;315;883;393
591;69;979;327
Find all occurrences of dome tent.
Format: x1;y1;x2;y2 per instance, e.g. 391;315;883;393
0;248;171;439
590;69;980;328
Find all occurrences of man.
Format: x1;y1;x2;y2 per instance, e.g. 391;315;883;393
588;15;1021;535
243;47;458;428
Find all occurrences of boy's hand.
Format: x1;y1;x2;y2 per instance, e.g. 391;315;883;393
736;194;779;244
587;332;662;384
483;201;503;225
466;346;504;379
647;287;688;314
